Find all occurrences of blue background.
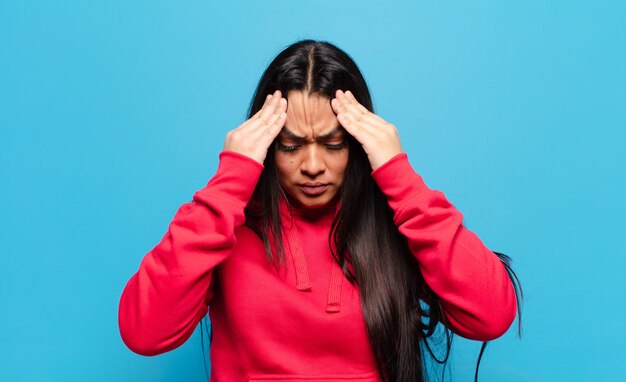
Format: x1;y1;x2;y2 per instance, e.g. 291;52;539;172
1;1;624;381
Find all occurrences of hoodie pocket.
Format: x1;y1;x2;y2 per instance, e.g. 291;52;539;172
248;370;379;382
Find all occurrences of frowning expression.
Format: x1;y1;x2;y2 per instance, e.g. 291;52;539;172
274;90;349;208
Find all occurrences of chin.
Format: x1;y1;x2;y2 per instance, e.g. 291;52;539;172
299;199;332;208
286;190;338;209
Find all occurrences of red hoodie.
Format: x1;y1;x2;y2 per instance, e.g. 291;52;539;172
118;150;517;381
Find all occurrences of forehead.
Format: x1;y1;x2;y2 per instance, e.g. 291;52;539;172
283;90;339;137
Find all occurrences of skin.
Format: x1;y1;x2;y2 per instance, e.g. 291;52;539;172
223;89;404;208
274;90;348;208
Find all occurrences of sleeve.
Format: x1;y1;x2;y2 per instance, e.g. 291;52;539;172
117;150;264;356
370;152;517;341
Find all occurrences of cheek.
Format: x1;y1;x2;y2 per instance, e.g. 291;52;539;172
331;152;349;179
274;154;298;181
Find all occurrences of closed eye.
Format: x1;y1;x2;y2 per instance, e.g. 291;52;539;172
276;142;300;152
325;141;348;150
277;141;347;152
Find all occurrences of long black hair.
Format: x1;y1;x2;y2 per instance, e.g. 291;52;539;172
201;39;523;382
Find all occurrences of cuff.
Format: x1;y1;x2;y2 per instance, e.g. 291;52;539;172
370;152;430;209
193;150;264;210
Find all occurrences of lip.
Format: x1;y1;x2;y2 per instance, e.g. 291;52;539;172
298;183;328;196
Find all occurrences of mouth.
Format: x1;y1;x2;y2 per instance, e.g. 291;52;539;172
298;183;328;196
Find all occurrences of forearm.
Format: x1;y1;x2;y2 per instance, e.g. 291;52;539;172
118;150;263;355
371;153;517;341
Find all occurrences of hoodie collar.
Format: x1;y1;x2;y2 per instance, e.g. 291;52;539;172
278;194;344;313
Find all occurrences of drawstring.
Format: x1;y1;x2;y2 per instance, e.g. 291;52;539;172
285;223;312;291
326;261;343;313
279;195;344;313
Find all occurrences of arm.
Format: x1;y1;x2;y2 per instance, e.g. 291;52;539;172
117;150;263;356
371;153;517;341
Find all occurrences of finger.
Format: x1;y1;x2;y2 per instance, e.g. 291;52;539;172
336;105;368;135
337;110;376;136
337;115;378;150
251;108;287;144
252;93;275;120
332;98;358;134
235;94;271;130
343;90;371;115
335;94;382;134
331;94;355;117
249;94;287;130
256;90;283;124
344;90;388;128
250;98;287;131
341;90;390;127
265;111;287;140
336;90;371;125
241;94;286;132
330;96;342;115
259;98;287;129
335;103;377;140
335;89;369;116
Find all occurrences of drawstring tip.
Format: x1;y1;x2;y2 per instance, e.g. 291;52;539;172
296;282;312;291
326;303;341;313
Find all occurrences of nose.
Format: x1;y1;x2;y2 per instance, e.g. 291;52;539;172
300;145;325;178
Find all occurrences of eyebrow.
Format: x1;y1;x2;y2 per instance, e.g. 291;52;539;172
280;125;345;143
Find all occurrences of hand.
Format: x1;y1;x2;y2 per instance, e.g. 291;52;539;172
223;90;287;165
331;89;403;171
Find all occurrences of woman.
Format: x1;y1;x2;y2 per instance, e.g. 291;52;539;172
118;39;522;382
